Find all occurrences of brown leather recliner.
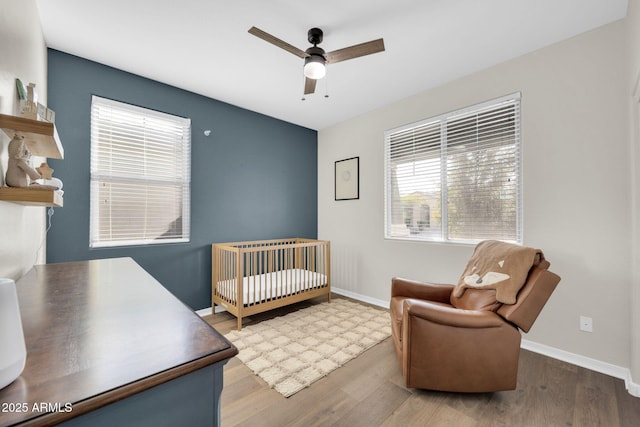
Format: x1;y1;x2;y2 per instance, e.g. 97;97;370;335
390;241;561;393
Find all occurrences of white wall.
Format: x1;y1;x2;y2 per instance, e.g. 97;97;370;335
0;0;48;279
627;0;640;393
319;18;634;379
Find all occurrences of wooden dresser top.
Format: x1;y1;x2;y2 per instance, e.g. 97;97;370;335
0;257;237;427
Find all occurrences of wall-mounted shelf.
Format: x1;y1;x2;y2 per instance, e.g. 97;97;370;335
0;113;64;159
0;113;65;207
0;187;63;207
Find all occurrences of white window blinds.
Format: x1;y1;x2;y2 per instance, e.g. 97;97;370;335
90;96;191;248
384;93;521;244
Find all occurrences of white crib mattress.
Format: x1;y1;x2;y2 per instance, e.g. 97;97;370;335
216;268;328;305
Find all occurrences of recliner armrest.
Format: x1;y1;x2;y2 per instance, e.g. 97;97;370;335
404;299;505;329
391;277;453;303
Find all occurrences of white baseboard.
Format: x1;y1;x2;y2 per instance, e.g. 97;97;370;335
330;287;389;309
196;307;212;316
195;291;639;397
521;339;639;397
195;306;225;317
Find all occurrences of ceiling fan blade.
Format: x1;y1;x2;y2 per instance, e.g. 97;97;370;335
326;38;385;64
248;26;308;59
304;77;317;95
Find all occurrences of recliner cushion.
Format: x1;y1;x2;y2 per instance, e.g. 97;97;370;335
450;288;502;312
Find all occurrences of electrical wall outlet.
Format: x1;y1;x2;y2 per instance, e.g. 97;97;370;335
579;316;593;332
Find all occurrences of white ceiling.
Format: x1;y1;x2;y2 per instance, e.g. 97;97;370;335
35;0;628;130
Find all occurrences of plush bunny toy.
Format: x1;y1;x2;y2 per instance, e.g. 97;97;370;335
6;135;41;187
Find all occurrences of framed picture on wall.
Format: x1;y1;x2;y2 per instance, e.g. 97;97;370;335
335;156;359;200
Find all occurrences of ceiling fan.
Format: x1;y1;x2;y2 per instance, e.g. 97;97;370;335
248;26;385;96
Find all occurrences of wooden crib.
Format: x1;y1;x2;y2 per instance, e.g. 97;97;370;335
212;238;331;330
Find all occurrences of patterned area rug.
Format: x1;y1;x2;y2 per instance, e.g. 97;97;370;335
224;299;391;397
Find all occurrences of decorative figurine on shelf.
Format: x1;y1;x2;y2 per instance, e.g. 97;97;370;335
5;134;41;187
36;162;54;180
33;161;64;194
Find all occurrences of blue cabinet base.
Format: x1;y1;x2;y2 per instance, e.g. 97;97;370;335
61;362;225;427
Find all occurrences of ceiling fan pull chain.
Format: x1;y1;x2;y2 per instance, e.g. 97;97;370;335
324;68;330;98
301;69;307;101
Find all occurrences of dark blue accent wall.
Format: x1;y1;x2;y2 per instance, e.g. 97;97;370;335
46;49;318;310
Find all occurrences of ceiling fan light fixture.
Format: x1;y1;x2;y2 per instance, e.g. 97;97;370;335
248;26;384;95
304;55;326;80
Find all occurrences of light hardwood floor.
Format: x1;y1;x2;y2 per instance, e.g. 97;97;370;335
204;295;640;427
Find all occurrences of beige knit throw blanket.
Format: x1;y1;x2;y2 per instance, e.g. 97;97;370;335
453;240;544;304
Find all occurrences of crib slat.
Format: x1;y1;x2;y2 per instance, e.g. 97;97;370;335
258;250;262;304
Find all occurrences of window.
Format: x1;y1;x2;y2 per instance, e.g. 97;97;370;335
384;93;521;244
90;96;191;248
